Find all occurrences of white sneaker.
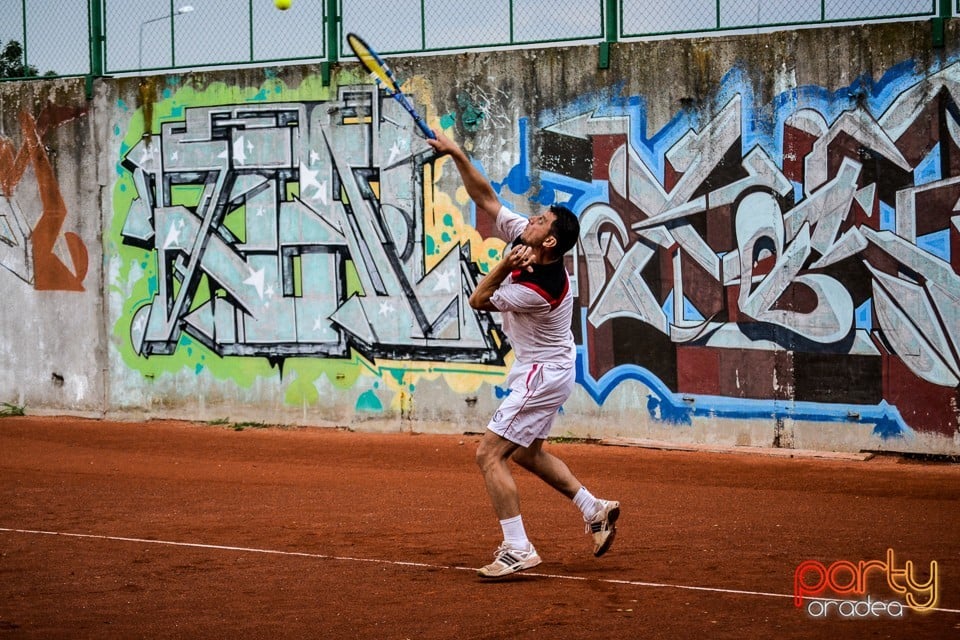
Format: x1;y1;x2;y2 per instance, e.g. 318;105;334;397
477;542;542;578
585;499;620;557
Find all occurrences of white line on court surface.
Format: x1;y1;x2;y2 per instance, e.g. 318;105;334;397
3;527;958;615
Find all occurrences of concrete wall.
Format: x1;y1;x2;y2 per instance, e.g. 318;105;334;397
1;20;959;455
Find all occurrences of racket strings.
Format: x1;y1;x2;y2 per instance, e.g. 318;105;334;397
346;33;435;140
349;36;399;93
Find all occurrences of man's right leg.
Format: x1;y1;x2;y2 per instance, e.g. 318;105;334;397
475;430;522;519
475;430;542;578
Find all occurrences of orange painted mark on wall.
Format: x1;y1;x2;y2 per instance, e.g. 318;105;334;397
0;107;88;291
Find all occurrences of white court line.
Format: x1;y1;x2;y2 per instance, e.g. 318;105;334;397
3;527;958;614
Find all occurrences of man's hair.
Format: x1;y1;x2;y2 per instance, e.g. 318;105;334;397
547;205;580;258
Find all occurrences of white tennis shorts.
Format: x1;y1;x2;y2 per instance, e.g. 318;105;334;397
487;362;576;447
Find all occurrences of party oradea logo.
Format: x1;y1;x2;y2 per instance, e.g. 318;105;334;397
794;549;939;618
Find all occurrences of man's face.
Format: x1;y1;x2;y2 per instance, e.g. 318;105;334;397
518;210;556;248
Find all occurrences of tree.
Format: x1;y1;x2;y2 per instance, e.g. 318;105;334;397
0;40;39;78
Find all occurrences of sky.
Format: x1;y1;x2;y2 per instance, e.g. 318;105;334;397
0;0;942;77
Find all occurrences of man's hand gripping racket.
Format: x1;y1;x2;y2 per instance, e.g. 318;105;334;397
346;32;436;140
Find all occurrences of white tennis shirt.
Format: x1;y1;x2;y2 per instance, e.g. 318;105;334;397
489;206;577;368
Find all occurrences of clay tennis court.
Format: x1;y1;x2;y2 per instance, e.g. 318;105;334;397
0;416;958;639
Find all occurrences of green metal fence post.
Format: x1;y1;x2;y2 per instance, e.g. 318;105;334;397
420;0;426;50
87;0;105;99
248;0;255;64
321;0;339;86
599;0;617;69
20;0;30;77
933;0;951;47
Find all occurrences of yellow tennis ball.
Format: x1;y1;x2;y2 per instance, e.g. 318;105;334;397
275;0;291;9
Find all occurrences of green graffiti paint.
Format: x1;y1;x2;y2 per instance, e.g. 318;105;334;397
344;260;363;297
355;389;383;412
456;93;486;132
439;113;457;129
282;357;369;406
222;206;247;244
171;184;203;207
190;274;212;309
292;255;302;297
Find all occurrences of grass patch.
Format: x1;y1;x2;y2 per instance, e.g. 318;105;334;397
0;402;25;417
231;421;268;432
204;418;279;432
548;434;600;445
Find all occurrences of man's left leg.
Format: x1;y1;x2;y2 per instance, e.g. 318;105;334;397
512;439;621;557
511;438;579;498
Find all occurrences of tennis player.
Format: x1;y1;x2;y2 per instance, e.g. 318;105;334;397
427;131;620;578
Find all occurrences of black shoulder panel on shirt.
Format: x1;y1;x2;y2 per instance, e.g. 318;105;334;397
511;260;569;309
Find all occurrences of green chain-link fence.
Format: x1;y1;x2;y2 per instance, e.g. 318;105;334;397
0;0;89;77
0;0;949;81
622;0;938;37
341;0;604;54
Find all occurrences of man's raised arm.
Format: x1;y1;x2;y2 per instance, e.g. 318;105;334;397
427;130;501;222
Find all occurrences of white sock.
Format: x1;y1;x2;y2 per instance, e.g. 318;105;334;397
499;515;529;549
573;486;600;520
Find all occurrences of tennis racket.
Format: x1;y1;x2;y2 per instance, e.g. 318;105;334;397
346;32;436;140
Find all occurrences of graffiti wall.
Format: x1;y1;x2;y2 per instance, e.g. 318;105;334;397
0;84;102;413
2;21;958;453
107;75;513;421
551;61;960;445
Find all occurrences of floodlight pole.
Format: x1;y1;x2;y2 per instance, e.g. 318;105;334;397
139;5;194;72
